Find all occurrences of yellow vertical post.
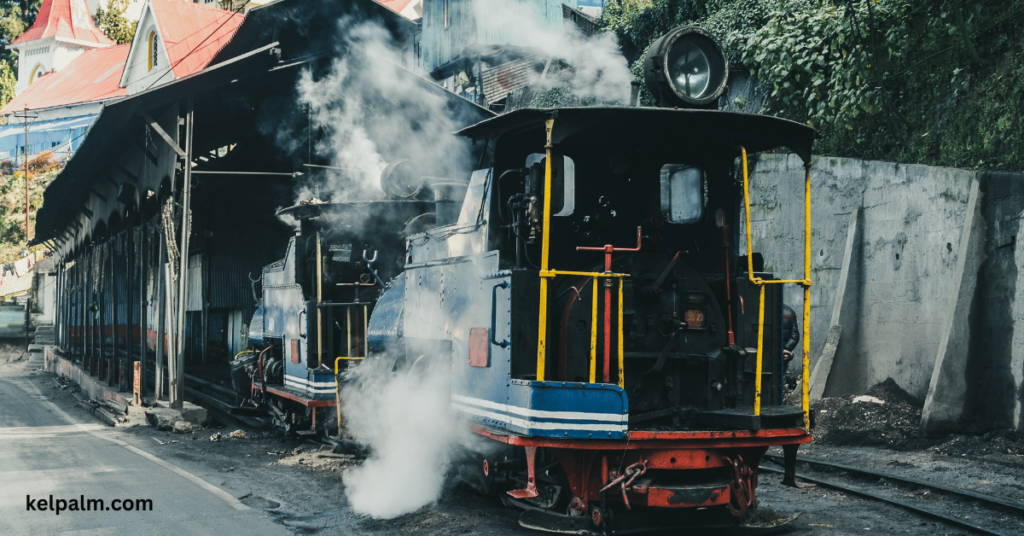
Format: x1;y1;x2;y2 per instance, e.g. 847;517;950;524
754;285;765;415
741;147;755;280
335;356;344;432
802;162;812;429
589;279;598;383
316;232;323;368
617;279;625;389
535;119;555;382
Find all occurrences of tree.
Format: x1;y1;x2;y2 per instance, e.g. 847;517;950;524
94;0;135;45
0;59;15;109
0;0;42;68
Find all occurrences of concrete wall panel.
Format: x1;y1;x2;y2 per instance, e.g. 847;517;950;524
743;154;974;401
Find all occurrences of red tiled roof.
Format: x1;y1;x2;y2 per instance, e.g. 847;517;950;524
11;0;114;46
150;0;245;78
0;45;128;113
376;0;417;15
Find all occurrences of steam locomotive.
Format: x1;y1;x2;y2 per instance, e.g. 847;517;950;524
234;24;815;532
230;163;476;434
364;26;816;532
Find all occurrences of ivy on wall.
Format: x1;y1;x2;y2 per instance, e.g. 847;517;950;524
602;0;1024;171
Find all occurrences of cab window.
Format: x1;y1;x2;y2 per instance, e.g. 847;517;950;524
660;165;704;224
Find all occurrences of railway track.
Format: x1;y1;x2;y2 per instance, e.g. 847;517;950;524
762;454;1024;536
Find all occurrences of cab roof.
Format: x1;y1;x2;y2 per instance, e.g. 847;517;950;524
456;107;815;163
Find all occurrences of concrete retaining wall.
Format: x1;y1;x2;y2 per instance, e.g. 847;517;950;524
743;154;1024;432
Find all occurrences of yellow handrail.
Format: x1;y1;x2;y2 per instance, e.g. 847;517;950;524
740;146;812;428
589;278;598;383
535;119;555;382
617;279;625;389
531;118;631;389
541;269;631;278
334;355;364;432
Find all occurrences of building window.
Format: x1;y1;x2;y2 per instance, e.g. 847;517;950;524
148;31;159;71
444;0;450;28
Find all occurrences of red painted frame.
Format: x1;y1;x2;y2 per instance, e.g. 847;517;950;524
471;424;810;513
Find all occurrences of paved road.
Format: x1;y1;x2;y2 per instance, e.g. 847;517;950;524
0;356;288;535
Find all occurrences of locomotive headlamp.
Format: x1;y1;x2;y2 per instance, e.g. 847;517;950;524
644;26;728;109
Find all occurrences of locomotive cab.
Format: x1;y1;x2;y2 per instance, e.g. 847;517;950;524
445;108;814;432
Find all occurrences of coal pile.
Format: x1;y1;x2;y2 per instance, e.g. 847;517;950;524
930;429;1024;458
812;378;925;449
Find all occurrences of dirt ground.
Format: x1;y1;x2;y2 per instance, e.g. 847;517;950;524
8;352;1023;536
810;378;1024;458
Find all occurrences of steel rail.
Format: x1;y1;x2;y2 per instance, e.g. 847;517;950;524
760;465;1015;536
764;454;1024;516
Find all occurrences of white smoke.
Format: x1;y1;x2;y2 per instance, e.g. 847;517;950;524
293;20;472;204
473;0;633;105
340;356;470;519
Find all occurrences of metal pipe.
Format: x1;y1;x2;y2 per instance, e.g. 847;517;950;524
722;225;735;345
190;171;295;176
257;344;278;399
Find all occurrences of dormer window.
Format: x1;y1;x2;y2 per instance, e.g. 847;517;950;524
148;31;159;71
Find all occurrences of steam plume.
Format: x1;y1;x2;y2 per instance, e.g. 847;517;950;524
473;0;633;105
340;357;466;519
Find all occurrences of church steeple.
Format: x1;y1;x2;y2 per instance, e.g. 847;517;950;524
11;0;114;47
7;0;114;94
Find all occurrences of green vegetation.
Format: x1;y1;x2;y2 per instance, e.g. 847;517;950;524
602;0;1024;171
94;0;135;45
0;0;42;110
0;153;56;260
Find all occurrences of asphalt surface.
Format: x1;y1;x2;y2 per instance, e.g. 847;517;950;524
0;353;289;535
3;349;1018;536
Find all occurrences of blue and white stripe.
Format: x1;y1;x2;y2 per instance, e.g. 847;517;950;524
284;374;337;396
452;394;628;434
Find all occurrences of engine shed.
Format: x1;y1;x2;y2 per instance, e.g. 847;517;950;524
31;0;491;408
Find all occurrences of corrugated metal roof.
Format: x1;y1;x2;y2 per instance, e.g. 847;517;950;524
150;0;246;79
11;0;115;46
480;58;535;105
421;0;579;74
0;45;129;114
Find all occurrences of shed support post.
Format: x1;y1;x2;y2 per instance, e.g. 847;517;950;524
156;225;166;401
139;220;147;402
172;100;194;410
109;238;117;386
124;224;133;392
